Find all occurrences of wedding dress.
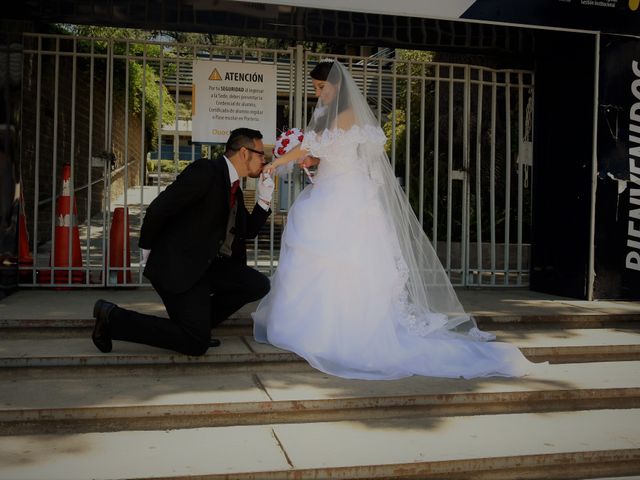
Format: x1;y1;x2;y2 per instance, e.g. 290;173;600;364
253;61;535;380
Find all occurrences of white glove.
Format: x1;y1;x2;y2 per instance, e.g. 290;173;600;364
141;248;151;266
257;173;275;208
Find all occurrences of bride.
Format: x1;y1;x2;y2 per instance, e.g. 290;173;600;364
254;59;536;380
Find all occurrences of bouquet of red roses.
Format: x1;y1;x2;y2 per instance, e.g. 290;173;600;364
274;127;305;158
274;127;313;183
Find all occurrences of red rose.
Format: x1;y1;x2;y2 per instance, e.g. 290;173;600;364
277;147;286;156
286;130;293;135
282;138;290;147
298;135;304;142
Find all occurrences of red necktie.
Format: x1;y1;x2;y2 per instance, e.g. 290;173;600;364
230;180;240;209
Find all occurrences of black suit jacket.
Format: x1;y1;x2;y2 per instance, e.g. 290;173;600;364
139;157;270;293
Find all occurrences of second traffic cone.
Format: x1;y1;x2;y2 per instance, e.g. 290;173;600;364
39;164;83;284
108;207;131;284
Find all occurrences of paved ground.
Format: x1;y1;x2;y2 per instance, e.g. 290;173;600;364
2;286;640;321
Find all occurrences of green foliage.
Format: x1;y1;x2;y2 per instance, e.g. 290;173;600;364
56;25;177;151
395;49;435;64
146;159;190;173
123;58;176;149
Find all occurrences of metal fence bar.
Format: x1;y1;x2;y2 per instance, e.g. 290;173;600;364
446;66;454;276
405;63;411;200
517;72;525;285
433;65;440;245
461;66;471;286
103;40;114;286
31;36;43;284
138;45;148;284
48;37;60;285
475;74;484;285
122;42;131;286
377;61;382;123
391;61;397;172
86;40;96;284
490;72;497;285
418;65;425;227
155;47;164;199
504;73;512;285
69;38;78;283
173;50;181;174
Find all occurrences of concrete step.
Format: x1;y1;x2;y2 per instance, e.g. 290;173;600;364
0;317;253;338
1;361;639;435
1;409;639;479
2;290;639;479
1;328;639;369
2;314;640;338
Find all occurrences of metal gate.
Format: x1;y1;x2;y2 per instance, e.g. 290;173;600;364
302;52;534;287
18;34;533;288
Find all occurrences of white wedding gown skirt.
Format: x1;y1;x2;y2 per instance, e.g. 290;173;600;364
253;132;534;380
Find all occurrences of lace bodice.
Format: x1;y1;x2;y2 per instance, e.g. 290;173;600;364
302;125;386;178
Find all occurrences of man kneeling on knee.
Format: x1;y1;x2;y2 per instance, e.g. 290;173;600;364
92;128;274;355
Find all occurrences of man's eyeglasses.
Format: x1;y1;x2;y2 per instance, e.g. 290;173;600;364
244;147;265;157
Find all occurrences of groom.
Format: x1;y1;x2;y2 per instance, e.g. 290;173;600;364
92;128;274;356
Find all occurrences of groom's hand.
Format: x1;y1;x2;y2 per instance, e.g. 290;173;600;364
257;173;275;210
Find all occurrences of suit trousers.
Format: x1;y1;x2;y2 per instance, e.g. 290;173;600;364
110;257;270;356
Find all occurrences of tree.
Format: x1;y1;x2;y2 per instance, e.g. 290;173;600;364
56;25;176;150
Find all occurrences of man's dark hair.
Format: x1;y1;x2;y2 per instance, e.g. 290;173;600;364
225;128;263;155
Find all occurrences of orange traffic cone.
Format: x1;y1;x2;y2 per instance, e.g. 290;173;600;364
38;164;84;284
108;207;131;284
18;186;34;282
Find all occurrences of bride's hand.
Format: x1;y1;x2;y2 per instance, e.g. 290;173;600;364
299;156;320;168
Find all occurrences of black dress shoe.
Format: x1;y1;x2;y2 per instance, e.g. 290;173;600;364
92;299;116;353
209;338;221;348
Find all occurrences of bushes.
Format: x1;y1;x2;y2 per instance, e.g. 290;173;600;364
146;160;190;173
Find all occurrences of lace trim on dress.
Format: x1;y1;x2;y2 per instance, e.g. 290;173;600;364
303;125;387;184
302;124;386;158
389;239;449;338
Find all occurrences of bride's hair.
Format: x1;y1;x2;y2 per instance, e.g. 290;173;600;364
309;60;349;130
309;60;334;82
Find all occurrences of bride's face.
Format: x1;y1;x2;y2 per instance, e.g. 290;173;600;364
312;78;338;105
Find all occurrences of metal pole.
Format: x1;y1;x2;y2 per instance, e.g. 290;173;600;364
461;66;471;286
293;44;304;201
475;72;484;285
490;72;497;285
504;73;512;285
587;33;601;301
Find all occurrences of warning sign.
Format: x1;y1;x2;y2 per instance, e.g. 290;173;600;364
192;60;277;144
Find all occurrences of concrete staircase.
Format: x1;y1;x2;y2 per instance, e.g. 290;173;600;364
1;290;640;479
